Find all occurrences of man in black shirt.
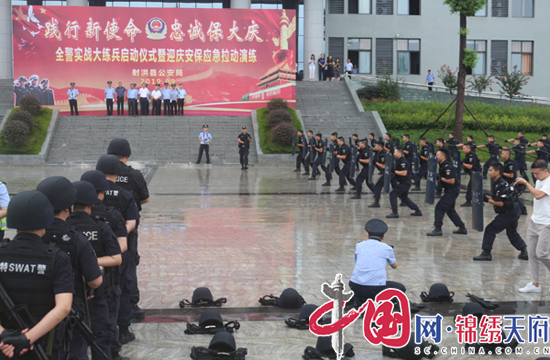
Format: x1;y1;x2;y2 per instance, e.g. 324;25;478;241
238;127;252;170
368;142;387;208
368;133;376;149
387;147;422;218
445;132;460;163
303;130;316;176
335;137;355;192
294;130;308;173
351;139;370;199
402;134;414;164
322;133;340;186
473;163;528;261
460;144;481;207
507;138;528;180
458;135;477;154
477;135;501;178
309;133;325;180
384;133;394;155
501;149;527;215
413;138;429;191
435;138;447;197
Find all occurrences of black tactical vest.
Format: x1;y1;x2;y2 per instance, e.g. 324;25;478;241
91;203;114;225
103;183;124;214
66;216;106;258
116;165;142;210
0;239;57;325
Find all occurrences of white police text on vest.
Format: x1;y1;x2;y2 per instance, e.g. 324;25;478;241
0;262;47;274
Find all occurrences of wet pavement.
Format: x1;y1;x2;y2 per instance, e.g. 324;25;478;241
2;164;547;359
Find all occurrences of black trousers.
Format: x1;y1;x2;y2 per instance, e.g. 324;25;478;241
339;161;355;187
428;82;434;91
296;152;307;170
516;159;528;180
311;156;324;177
373;175;384;202
483;155;500;176
354;167;369;193
239;147;249;166
349;280;406;305
152;99;161;115
128;98;137;115
434;187;464;228
106;99;113;115
345;70;352;79
482;206;526;251
304;153;315;172
390;179;418;211
117;96;124;115
177;98;185;115
414;162;427;187
140;98;149;115
197;144;210;163
171;101;177;115
465;175;473;202
69;99;79;115
163;100;171;115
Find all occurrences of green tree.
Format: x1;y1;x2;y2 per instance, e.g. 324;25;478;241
493;65;529;105
443;0;486;141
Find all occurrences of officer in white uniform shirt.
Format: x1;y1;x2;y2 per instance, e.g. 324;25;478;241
196;125;212;164
67;82;79;116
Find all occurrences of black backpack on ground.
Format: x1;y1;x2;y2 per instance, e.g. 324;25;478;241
259;288;306;309
190;331;247;360
185;309;240;335
420;283;454;303
180;287;227;308
302;336;354;359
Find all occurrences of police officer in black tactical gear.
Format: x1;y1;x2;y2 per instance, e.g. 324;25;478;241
402;134;413;164
473;163;529;262
500;149;528;215
413;138;429;191
321;133;340;187
460;144;481;207
434;138;448;197
335;137;355;193
508;138;528;181
458;135;477;155
427;148;468;236
445;133;460;163
237;127;252;170
36;177;103;360
303;130;316;176
309;133;324;180
351;139;370;199
368;133;376;149
66;181;122;360
368;141;387;208
95;155;139;349
478;135;501;178
294;130;308;173
387;147;422;219
0;191;73;360
106;138;150;322
383;133;394;155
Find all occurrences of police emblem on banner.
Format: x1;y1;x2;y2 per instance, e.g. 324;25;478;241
145;17;167;40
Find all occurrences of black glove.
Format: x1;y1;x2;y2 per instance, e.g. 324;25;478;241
483;194;490;203
436;174;441;181
0;329;21;343
2;334;31;355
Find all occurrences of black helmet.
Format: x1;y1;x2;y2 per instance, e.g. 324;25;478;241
278;288;306;309
316;336;354;358
36;176;76;211
462;302;485;318
208;331;236;353
192;287;214;303
298;304;318;321
198;309;223;328
81;170;109;191
107;138;131;157
96;154;122;175
420;283;454;303
73;181;99;206
7;190;54;230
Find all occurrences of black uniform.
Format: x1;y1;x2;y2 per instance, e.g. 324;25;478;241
483;141;502;177
446;138;460;161
372;149;387;203
518;136;529;146
41;88;55;105
435;145;448;195
337;144;355;187
322;140;339;183
354;146;370;195
403;141;413;164
311;139;325;178
43;218;102;359
463;152;481;203
295;135;308;170
467;141;477;154
481;177;526;252
414;144;429;188
303;137;317;172
512;143;528;179
0;233;73;360
434;160;465;229
503;159;527;214
238;133;252;168
536;147;549;162
14;84;28;106
389;157;419;212
384;139;394;155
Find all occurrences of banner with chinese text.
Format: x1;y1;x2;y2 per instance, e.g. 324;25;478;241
12;5;296;116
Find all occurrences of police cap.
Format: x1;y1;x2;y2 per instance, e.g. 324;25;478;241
164;82;169;85
203;125;209;128
364;218;388;237
107;138;131;157
70;82;75;86
96;154;122;175
18;76;28;82
171;84;176;87
107;81;112;84
242;126;246;129
40;79;49;85
81;170;110;191
29;74;39;81
36;176;76;211
7;190;54;230
73;181;99;206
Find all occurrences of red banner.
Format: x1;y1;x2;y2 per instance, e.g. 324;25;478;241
12;5;296;116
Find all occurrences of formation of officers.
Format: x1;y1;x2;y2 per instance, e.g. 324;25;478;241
14;75;55;106
0;138;149;360
294;130;549;262
66;81;187;117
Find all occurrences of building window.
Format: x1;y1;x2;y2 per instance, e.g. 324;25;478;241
375;0;393;15
397;0;420;15
297;3;304;72
466;40;486;75
376;38;393;74
397;39;420;75
328;0;344;14
491;40;508;76
512;41;533;75
492;0;508;17
512;0;533;17
347;38;371;74
475;1;487;16
349;0;371;14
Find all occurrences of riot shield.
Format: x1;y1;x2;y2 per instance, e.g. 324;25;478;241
412;143;419;173
292;133;296;156
425;154;438;204
322;138;328;164
329;143;335;173
452;150;461;186
301;137;307;158
350;146;358;178
367;147;374;184
383;152;393;194
471;171;484;232
309;139;315;163
394;138;400;148
427;143;435;155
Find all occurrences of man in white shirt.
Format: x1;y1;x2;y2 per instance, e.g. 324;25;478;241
516;160;550;293
138;83;150;115
196;125;212;164
177;84;186;116
151;84;162;115
344;59;353;79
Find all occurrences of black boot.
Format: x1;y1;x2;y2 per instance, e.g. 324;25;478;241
335;186;346;192
410;209;422;216
368;202;380;208
518;248;529;260
119;326;136;345
453;225;468;235
308;176;316;180
351;194;361;199
461;201;472;207
293;168;301;172
386;210;399;219
473;250;492;261
322;181;331;186
302;171;310;175
131;303;145;323
427;227;443;236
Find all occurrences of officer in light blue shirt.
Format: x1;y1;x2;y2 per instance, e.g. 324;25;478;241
104;81;116;116
176;84;186;116
170;84;178;115
161;83;172;116
67;82;79;116
196;125;212;164
349;219;406;305
127;83;139;116
425;70;436;91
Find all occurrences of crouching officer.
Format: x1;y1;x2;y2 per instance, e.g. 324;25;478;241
66;182;122;360
387;147;422;218
309;133;324;180
473;163;528;261
36;177;103;360
351;139;370;199
0;191;73;360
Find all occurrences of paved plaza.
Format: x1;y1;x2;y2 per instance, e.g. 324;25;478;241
3;164;548;359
